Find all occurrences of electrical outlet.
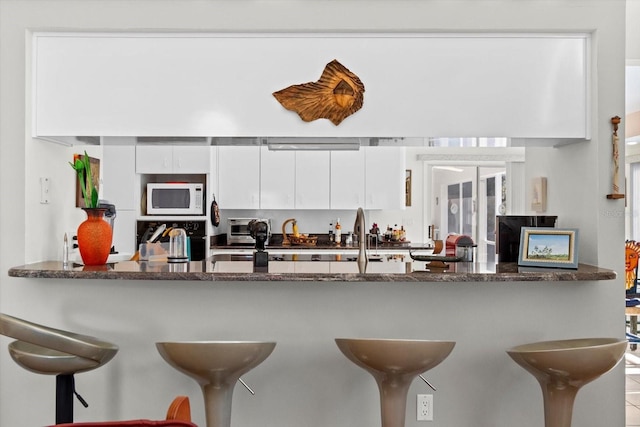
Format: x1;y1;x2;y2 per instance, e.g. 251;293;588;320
40;177;50;204
417;394;433;421
65;231;79;253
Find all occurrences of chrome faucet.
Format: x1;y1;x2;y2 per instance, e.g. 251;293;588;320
354;207;368;273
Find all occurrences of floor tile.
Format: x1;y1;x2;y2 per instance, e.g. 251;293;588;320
629;347;640;426
628;404;640;426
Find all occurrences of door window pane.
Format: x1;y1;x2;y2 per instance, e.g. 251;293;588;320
486;177;496;242
448;184;460;234
462;181;473;235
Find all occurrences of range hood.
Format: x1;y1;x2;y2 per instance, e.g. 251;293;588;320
133;136;366;150
266;137;366;151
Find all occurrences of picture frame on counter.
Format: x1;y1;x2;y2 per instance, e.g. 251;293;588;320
518;227;579;269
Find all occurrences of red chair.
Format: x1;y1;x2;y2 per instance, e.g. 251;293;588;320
49;396;197;427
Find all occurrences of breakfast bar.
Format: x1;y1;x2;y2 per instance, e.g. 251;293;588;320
8;259;616;282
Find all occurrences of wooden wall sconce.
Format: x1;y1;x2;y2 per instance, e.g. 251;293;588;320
607;116;625;200
273;59;365;125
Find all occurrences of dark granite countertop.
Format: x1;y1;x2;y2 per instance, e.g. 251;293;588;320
8;258;616;282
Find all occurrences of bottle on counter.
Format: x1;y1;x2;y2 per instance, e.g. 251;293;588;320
62;232;69;266
345;232;353;247
392;224;400;242
334;219;342;246
329;223;334;243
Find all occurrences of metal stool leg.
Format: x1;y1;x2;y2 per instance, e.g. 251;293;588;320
56;374;74;424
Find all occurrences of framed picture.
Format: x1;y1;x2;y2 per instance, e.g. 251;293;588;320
518;227;579;269
405;170;412;206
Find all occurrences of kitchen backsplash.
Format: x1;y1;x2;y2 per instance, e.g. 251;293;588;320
217;209;422;242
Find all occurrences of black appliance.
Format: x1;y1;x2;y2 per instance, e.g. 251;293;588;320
136;220;207;261
248;219;270;272
496;215;557;262
98;200;117;253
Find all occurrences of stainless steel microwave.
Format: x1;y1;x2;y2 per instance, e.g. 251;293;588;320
146;183;204;215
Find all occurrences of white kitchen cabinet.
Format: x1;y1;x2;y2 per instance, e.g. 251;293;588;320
136;145;210;174
173;146;211;173
136;145;173;174
102;145;136;210
112;210;136;256
295;151;330;209
33;33;589;139
217;146;260;209
364;147;406;210
102;145;137;255
260;146;295;209
331;150;365;209
294;262;331;274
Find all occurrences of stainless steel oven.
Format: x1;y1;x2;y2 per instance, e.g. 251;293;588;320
227;218;271;245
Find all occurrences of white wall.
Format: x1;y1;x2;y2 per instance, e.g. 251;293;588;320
0;1;626;426
628;0;640;62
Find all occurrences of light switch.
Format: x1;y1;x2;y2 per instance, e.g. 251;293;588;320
40;177;50;204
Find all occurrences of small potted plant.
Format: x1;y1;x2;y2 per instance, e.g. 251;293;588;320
70;151;112;265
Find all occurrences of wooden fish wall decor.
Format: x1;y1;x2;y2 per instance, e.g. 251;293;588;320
273;59;365;126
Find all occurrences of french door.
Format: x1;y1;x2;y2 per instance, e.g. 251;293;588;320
437;167;505;263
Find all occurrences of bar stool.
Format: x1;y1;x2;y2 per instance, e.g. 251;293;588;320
156;341;275;427
335;338;455;427
0;313;118;424
507;337;626;427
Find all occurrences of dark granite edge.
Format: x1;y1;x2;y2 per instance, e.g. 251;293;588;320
7;262;617;282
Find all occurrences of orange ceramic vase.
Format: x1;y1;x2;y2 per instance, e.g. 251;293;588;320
77;208;112;265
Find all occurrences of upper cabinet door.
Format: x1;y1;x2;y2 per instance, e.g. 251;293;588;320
136;145;173;174
103;145;136;210
260;146;295;209
33;33;590;139
172;146;211;173
217;146;260;209
295;151;330;209
331;150;365;209
365;147;406;210
136;145;210;173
